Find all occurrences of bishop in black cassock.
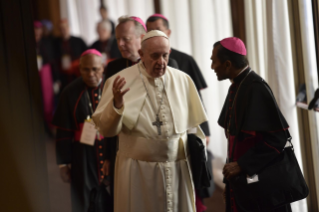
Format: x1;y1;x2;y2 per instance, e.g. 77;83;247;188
212;37;292;212
52;49;111;212
54;19;87;90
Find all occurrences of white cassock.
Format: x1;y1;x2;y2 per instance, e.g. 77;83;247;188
93;61;208;212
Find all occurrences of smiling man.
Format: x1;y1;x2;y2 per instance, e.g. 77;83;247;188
93;30;208;212
52;49;110;212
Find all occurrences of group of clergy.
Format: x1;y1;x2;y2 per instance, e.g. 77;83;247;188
34;5;119;134
51;12;294;212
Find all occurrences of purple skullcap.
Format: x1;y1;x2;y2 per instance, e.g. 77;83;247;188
130;16;147;31
81;49;102;57
34;21;43;28
149;13;168;21
220;37;247;56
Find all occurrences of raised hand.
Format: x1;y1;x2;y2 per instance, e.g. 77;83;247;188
112;76;130;109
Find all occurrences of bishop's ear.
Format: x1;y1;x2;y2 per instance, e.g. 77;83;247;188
224;60;232;69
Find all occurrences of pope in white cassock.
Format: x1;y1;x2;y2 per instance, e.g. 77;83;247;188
92;30;208;212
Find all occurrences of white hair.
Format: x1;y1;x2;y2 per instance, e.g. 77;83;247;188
117;16;146;36
97;20;112;32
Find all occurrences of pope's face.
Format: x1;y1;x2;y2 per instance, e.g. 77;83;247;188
115;21;142;61
140;37;170;78
146;19;171;37
80;54;103;87
211;45;231;81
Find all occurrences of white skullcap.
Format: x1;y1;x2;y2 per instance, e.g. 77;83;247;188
141;30;168;43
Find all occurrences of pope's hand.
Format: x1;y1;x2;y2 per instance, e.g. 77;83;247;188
222;162;241;180
113;76;130;109
60;166;71;183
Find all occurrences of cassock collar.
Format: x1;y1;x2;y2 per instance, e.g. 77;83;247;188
233;66;250;84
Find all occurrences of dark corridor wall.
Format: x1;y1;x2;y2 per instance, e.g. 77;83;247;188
0;0;50;211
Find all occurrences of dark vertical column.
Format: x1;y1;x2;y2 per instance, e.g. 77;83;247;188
31;0;61;36
312;0;319;82
288;0;318;211
154;0;161;14
230;0;246;44
0;0;50;211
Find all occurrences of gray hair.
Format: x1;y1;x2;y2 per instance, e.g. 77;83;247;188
117;15;146;36
97;20;112;32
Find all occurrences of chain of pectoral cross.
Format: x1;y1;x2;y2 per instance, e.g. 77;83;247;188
138;64;166;135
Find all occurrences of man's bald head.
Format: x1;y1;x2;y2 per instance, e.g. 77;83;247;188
79;53;103;87
139;34;170;78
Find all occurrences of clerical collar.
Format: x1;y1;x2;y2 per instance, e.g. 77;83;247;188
126;58;140;67
232;66;250;84
139;61;166;80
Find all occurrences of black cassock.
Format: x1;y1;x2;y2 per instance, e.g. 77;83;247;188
170;48;210;136
90;36;122;60
54;36;88;88
218;68;291;212
52;77;109;212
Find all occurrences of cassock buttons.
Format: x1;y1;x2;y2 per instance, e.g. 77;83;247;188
100;160;104;164
99;145;102;149
94;93;98;97
101;175;104;179
101;168;103;172
95;100;98;104
100;153;103;156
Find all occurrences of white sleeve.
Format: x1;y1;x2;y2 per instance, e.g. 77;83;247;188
96;99;125;137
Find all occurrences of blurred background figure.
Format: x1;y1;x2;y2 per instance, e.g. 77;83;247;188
99;5;115;35
90;20;121;66
54;19;87;90
34;20;58;136
41;19;54;40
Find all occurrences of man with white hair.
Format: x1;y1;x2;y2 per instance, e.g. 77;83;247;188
105;16;178;79
93;30;208;212
90;20;121;64
101;16;179;202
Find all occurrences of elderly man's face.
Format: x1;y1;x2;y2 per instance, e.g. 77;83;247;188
80;54;103;87
146;19;171;37
59;22;70;39
115;21;142;61
139;37;170;78
211;45;231;81
97;24;111;41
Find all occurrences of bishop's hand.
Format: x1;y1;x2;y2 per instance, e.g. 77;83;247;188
112;76;130;109
223;162;242;180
